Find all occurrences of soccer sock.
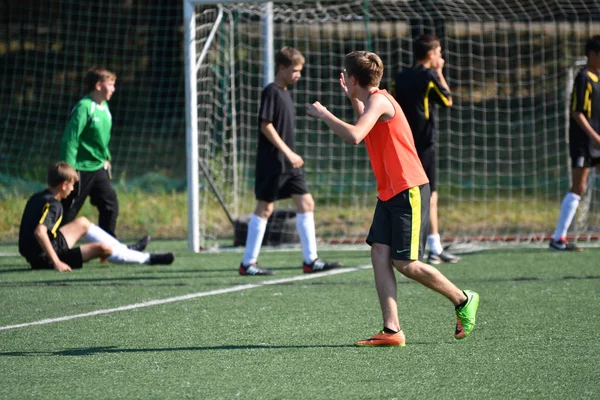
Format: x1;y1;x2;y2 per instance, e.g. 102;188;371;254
107;245;150;264
553;192;581;241
296;212;318;264
455;291;469;310
427;233;444;255
383;327;399;334
241;214;267;266
85;223;122;247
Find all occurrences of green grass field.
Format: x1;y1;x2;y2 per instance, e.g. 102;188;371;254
1;242;599;399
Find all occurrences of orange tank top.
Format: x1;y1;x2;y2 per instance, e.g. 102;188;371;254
363;89;429;201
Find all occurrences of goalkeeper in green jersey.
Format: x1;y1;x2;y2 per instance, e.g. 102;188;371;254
59;67;148;251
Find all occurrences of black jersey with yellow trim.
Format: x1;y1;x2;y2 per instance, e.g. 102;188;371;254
392;65;451;151
18;189;64;259
569;67;600;143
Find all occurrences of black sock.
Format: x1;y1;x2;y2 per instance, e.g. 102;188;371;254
455;291;469;310
383;327;399;334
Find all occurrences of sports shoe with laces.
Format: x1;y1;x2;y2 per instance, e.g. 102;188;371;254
355;330;406;347
239;263;275;276
427;250;460;265
302;258;342;273
128;235;150;252
455;290;479;339
549;238;583;252
148;252;175;265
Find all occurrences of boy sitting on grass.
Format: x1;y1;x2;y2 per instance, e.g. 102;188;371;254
18;162;174;272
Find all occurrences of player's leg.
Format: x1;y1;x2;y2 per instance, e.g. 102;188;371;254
393;184;477;339
239;199;274;275
60;170;93;226
89;169;119;238
59;216;94;248
550;160;589;251
419;147;459;264
288;173;341;273
355;199;405;347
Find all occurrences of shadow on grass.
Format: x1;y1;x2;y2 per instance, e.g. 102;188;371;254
0;344;359;357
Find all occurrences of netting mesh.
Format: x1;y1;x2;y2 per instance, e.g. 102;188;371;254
191;0;600;248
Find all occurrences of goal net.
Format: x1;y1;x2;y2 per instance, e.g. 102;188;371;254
184;0;600;251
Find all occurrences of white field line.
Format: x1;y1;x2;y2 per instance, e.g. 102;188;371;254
0;265;372;332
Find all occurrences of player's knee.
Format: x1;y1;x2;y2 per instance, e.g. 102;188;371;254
255;203;274;219
570;185;586;196
393;259;420;276
296;195;314;213
75;216;91;229
99;243;112;258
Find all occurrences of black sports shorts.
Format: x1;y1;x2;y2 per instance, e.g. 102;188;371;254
417;146;436;192
255;171;309;202
27;231;83;270
366;183;431;261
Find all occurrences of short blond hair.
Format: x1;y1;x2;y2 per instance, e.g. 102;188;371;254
344;51;383;88
84;67;117;92
275;46;305;69
48;162;78;187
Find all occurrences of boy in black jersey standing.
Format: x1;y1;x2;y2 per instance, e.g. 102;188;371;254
550;36;600;251
238;47;340;276
392;34;459;265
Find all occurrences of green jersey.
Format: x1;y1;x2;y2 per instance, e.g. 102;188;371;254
60;95;112;171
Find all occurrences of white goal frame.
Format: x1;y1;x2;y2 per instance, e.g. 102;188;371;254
183;0;273;252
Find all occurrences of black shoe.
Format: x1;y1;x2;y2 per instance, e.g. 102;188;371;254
427;251;460;265
128;235;150;252
148;252;174;265
549;238;583;252
303;258;342;273
239;263;275;276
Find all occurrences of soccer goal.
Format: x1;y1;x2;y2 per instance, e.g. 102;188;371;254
183;0;600;252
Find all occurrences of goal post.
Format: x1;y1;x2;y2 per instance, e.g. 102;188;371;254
183;0;600;251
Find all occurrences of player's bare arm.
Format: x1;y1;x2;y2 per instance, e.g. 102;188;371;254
307;94;392;145
434;58;453;107
571;110;600;148
33;224;72;272
340;72;365;116
260;121;304;168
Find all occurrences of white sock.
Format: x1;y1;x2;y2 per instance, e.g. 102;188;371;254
85;223;121;247
242;214;267;266
427;233;444;255
107;245;150;264
296;212;318;264
553;192;581;241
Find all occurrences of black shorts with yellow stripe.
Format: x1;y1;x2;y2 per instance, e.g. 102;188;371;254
366;184;431;261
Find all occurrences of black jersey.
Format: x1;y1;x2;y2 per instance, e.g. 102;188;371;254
392;65;451;151
18;189;64;260
569;68;600;147
256;83;297;177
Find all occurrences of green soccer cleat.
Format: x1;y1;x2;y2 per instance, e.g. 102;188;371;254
455;290;479;339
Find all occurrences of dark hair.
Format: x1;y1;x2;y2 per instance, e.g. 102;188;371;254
413;34;440;61
84;67;117;92
585;35;600;57
275;46;305;69
344;51;384;88
48;162;78;187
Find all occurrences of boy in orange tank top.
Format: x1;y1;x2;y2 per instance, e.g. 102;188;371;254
307;51;479;346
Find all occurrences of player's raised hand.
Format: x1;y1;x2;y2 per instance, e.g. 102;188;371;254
435;57;446;71
307;101;327;118
287;152;304;168
340;71;349;97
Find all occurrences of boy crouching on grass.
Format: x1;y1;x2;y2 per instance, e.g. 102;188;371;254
18;162;174;272
307;51;479;346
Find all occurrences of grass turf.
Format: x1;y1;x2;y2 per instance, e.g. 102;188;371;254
1;242;599;399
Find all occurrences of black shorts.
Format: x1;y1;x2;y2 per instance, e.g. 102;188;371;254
26;231;83;270
255;171;309;202
366;184;431;261
569;139;600;168
418;146;436;192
